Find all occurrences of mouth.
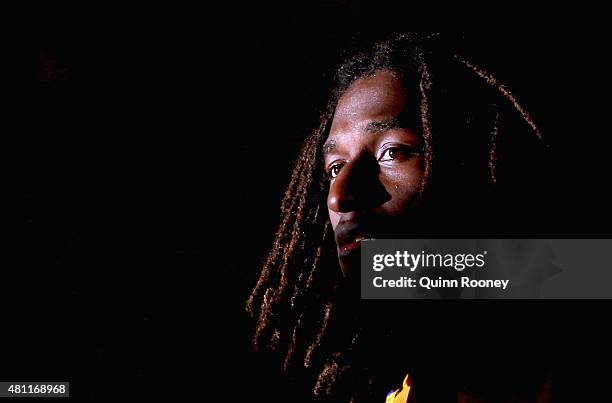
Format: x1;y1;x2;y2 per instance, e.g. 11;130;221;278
335;225;375;260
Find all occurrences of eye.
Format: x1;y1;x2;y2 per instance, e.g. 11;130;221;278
379;146;420;163
327;162;345;179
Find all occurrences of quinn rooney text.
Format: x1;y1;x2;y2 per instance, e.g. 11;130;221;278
373;276;511;290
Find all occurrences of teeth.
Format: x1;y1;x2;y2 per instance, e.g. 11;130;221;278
355;236;364;242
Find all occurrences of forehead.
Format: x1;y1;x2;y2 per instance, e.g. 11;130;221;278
331;70;407;129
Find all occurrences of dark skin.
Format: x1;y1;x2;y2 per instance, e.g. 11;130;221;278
323;70;424;276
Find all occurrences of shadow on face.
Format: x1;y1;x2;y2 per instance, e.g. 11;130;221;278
323;70;424;276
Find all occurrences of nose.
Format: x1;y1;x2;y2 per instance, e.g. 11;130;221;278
327;153;390;213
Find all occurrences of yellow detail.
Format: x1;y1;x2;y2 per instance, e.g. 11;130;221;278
385;374;413;403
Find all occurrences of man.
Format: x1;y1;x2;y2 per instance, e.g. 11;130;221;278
247;33;551;402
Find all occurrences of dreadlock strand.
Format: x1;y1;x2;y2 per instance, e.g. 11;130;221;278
253;287;275;350
418;55;434;194
489;106;501;184
291;223;330;309
305;301;333;369
454;55;543;142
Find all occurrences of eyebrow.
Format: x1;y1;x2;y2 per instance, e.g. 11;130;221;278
365;118;400;134
322;140;337;156
322;119;401;157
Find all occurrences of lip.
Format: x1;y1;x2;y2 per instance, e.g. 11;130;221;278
338;238;365;259
335;221;372;260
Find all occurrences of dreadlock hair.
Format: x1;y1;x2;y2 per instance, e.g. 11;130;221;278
246;32;546;402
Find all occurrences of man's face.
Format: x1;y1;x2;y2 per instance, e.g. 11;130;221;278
323;70;424;276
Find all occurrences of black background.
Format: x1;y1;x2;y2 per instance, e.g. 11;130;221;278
9;4;612;401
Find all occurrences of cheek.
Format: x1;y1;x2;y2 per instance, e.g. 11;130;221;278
329;209;341;229
384;161;423;209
